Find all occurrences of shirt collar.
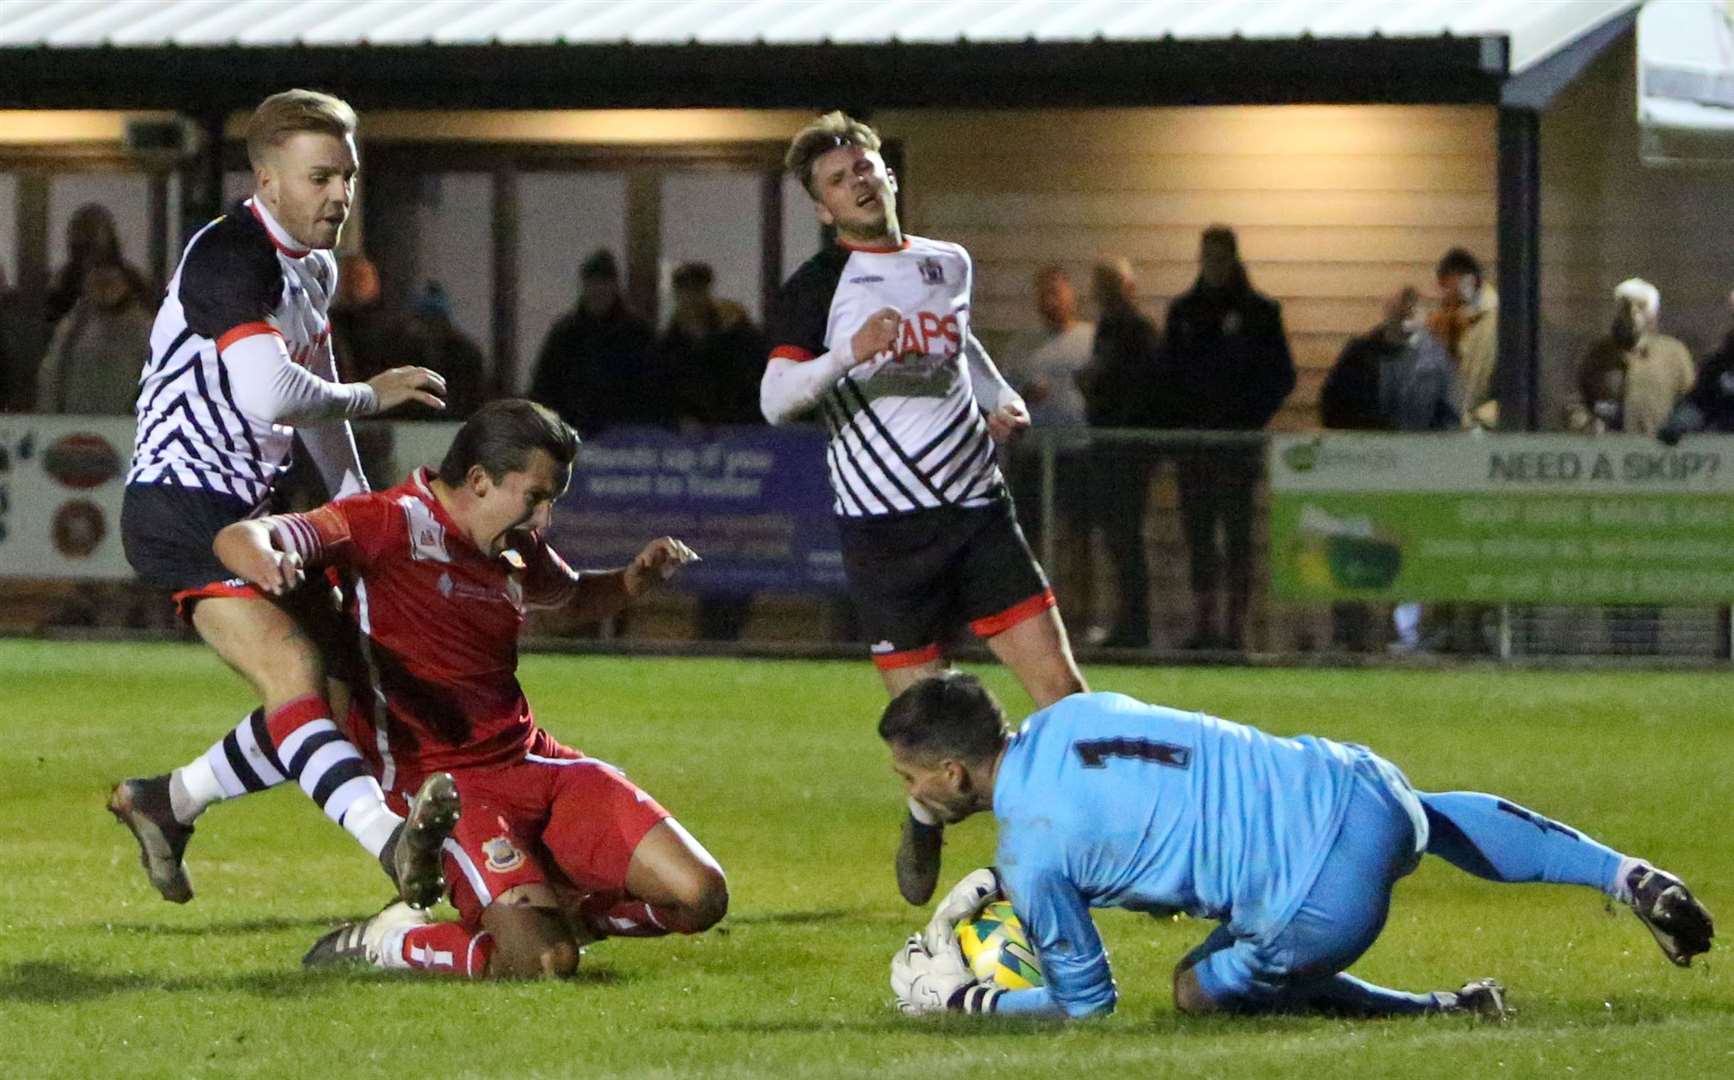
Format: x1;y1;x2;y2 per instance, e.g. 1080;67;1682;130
245;197;312;259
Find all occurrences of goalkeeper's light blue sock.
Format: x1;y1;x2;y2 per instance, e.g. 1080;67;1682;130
1419;791;1626;897
1296;973;1447;1016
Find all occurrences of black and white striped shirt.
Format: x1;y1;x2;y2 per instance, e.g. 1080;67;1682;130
128;198;341;506
767;236;1002;518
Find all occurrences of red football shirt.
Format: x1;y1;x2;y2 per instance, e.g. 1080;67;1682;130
275;468;579;786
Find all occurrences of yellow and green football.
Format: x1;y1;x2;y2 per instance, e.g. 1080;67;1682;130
955;899;1044;990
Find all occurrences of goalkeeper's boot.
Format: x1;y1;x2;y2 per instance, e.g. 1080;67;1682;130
107;775;194;904
1626;863;1714;966
382;772;460;910
895;812;944;906
1444;978;1510;1022
304;900;429;969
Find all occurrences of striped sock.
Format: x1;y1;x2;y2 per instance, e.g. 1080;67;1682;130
382;923;494;978
169;709;279;824
266;695;401;858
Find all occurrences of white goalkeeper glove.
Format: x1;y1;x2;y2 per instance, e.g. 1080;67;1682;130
921;867;1002;955
889;933;977;1015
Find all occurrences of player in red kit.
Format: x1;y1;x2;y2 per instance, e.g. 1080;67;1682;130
213;400;726;978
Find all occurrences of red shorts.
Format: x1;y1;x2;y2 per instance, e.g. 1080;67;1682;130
381;731;669;926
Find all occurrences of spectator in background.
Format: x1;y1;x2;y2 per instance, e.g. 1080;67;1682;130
1319;288;1422;650
1000;266;1095;618
657;261;767;642
1163;225;1295;652
400;281;487;420
1567;278;1694;436
1370;289;1463;654
1661;286;1734;444
1430;247;1499;430
531;248;658;437
1078;257;1162;649
1568;279;1693;656
46;203;149;327
660;262;767;431
0;263;34;410
35;263;151;415
330;252;404;382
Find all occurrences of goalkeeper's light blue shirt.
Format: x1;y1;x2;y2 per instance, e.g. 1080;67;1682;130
990;692;1363;1018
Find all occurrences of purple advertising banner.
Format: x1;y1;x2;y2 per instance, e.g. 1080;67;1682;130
548;425;845;595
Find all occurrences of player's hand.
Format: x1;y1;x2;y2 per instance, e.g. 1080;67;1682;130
922;867;1002;956
986;398;1031;445
851;307;902;365
889;934;976;1015
245;548;304;596
623;537;700;596
367;366;447;414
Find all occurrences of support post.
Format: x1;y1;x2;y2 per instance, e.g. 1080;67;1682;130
1494;106;1541;432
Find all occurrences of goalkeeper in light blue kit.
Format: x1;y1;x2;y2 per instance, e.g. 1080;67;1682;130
884;674;1713;1019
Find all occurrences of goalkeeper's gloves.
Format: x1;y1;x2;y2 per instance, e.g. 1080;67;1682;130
921;866;1002;956
890;934;1001;1015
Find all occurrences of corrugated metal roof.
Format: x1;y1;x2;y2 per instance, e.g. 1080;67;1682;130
0;0;1637;74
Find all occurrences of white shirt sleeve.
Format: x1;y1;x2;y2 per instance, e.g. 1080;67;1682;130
760;350;859;425
221;331;378;426
964;331;1020;414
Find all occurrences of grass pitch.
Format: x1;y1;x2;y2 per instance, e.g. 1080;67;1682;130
0;640;1729;1079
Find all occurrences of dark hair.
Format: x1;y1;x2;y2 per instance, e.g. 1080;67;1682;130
438;399;578;486
580;249;620;282
785;110;882;197
1202;224;1239;257
672;262;715;291
878;673;1008;765
1436;247;1482;282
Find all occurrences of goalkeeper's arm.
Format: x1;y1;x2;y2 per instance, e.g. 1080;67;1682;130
990;870;1117;1019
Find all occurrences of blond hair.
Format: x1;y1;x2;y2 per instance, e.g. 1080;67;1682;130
784;111;881;196
246;89;357;168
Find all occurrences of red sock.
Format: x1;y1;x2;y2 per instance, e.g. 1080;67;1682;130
579;893;702;938
394;923;494;978
264;695;329;750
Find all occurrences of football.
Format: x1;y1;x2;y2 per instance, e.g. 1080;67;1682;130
954;899;1044;990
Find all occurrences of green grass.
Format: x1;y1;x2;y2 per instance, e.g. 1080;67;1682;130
0;641;1729;1078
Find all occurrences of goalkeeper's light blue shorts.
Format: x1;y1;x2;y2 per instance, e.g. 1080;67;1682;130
1191;752;1428;1008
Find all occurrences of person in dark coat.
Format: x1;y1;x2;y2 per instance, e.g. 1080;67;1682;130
1660;288;1734;444
1077;257;1164;648
530;249;659;437
1162;225;1295;651
660;262;768;431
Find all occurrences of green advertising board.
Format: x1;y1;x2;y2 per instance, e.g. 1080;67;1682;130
1268;434;1734;604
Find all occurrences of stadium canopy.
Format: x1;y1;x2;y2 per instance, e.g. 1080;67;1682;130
0;0;1637;111
1637;0;1734;163
0;0;1657;431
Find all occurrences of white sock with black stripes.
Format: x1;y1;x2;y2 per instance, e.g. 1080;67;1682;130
267;696;401;858
168;708;281;825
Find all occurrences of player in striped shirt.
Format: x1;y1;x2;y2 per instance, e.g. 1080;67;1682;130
108;90;456;911
213;401;725;979
762;112;1087;907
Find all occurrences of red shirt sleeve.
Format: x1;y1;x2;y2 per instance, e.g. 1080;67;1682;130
273;493;399;571
520;531;581;609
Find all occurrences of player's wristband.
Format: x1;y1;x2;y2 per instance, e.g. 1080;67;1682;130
947;982;1003;1014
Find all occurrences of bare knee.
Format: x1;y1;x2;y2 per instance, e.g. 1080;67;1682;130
676;865;729;932
481;903;580;980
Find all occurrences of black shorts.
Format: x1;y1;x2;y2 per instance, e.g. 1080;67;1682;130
121;481;261;592
838;498;1054;670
